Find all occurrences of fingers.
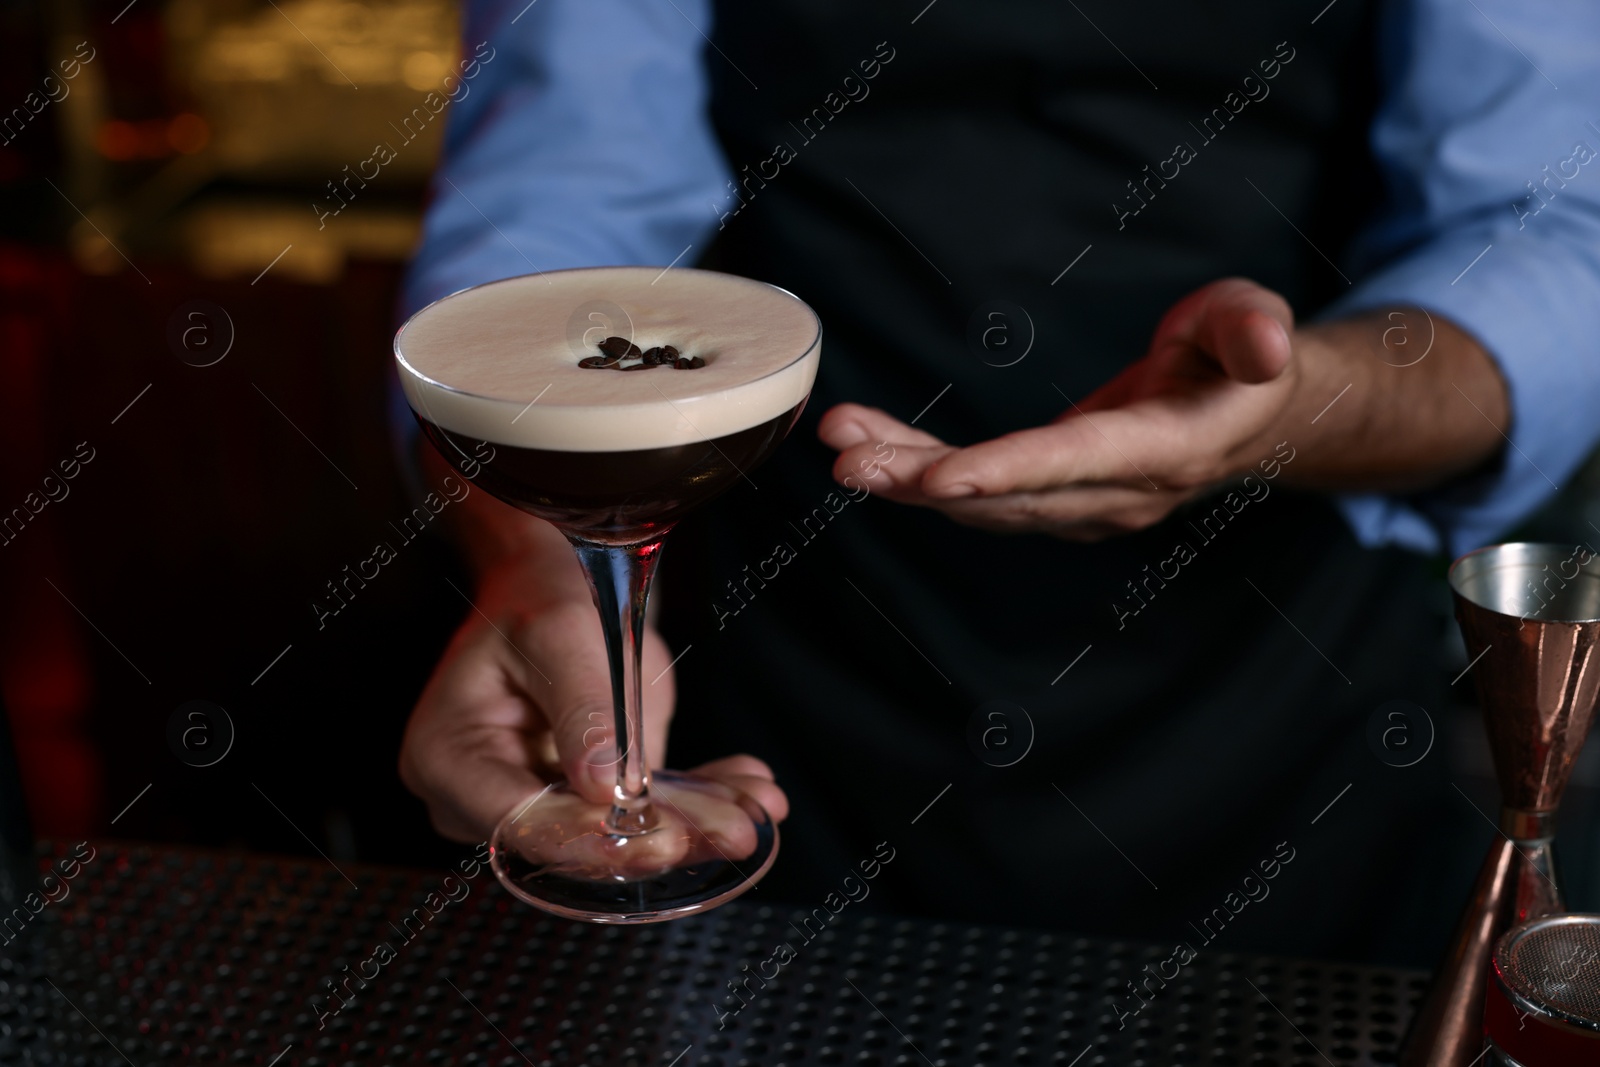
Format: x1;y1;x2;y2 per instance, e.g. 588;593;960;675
491;759;787;878
1153;277;1293;384
493;789;702;877
823;401;954;503
407;754;549;845
399;690;556;843
832;441;951;500
400;597;588;841
693;754;789;823
818;402;945;451
933;483;1195;538
821;400;1185;529
922;409;1172;498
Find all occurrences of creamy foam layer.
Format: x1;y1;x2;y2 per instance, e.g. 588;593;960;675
395;267;821;452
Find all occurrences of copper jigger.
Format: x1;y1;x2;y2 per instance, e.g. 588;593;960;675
1400;542;1600;1067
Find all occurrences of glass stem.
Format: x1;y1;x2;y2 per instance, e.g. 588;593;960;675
569;536;666;835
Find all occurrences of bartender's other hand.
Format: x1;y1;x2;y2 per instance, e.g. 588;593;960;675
398;551;788;842
819;277;1296;540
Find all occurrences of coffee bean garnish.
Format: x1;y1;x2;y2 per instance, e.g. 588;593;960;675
597;336;632;358
578;335;706;370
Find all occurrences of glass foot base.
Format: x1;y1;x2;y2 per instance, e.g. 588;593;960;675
488;770;778;923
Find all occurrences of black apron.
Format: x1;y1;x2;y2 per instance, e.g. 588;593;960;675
662;0;1471;966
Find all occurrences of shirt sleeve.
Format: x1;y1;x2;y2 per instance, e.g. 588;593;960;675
400;0;730;315
390;0;729;493
1322;0;1600;558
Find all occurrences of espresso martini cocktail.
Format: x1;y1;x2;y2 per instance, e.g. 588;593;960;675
397;266;820;542
395;266;821;922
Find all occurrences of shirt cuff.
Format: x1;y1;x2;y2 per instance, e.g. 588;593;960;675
1319;225;1600;558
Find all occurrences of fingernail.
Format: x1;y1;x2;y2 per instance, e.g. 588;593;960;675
578;756;617;801
1270;319;1291;353
822;419;870;449
584;742;619;774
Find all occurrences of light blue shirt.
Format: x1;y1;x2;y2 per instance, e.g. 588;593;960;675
405;0;1600;559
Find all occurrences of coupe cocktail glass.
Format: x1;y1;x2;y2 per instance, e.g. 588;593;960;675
395;266;820;922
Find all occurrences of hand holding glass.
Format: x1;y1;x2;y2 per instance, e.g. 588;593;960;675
394;267;820;922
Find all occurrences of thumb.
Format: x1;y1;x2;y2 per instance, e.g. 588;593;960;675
544;682;624;807
525;608;683;808
1155;277;1293;384
518;605;628;806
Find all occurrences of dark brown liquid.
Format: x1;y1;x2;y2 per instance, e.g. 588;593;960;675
418;401;805;542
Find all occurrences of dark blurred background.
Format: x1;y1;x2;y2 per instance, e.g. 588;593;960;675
3;0;1600;918
0;0;467;871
